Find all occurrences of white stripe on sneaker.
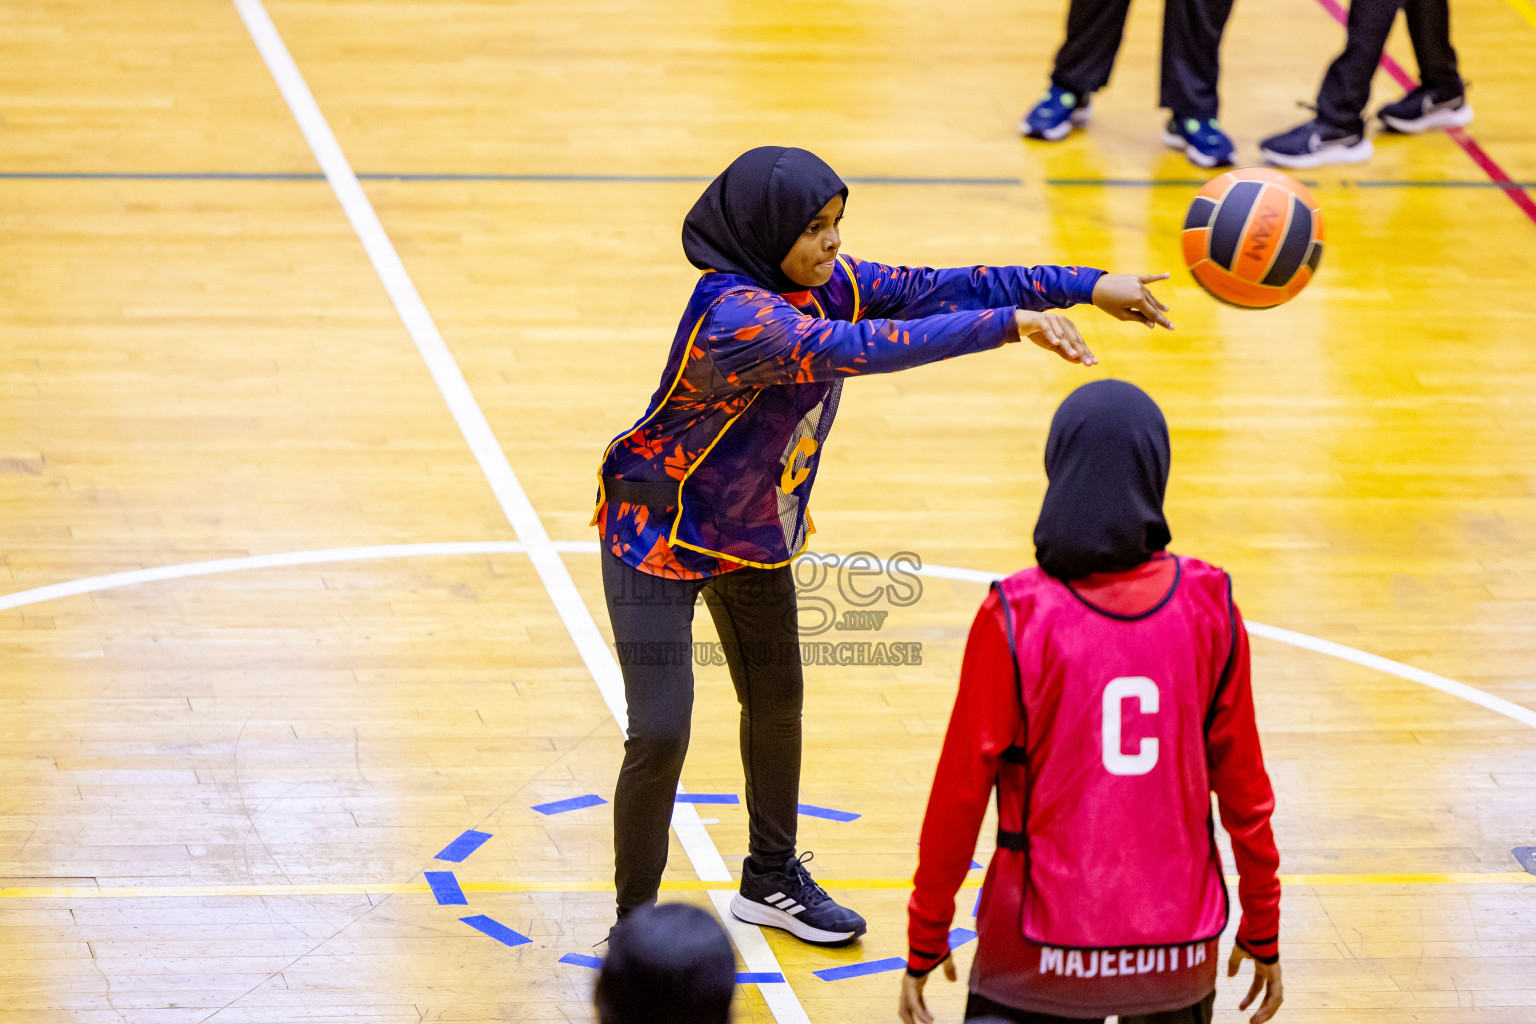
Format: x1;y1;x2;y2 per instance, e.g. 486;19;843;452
729;893;857;946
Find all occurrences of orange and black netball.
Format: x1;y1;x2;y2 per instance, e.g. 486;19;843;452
1181;168;1325;309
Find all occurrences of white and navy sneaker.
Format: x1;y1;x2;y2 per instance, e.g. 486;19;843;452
1378;86;1473;134
730;852;866;946
1162;116;1235;168
1260;118;1372;168
1020;86;1092;141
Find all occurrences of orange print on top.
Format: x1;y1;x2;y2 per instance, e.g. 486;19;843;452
663;443;689;480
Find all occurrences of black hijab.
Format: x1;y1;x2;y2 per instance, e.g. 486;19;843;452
595;903;734;1024
682;146;848;293
1033;379;1172;581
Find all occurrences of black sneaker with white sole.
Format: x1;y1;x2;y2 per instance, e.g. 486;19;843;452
1259;118;1372;168
1378;85;1473;134
730;852;866;946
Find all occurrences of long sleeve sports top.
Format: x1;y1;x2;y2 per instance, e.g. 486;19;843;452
592;256;1103;578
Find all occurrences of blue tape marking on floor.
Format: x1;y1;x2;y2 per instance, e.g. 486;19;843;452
736;972;787;984
1514;847;1536;875
435;829;493;862
814;957;907;981
971;859;983;869
424;871;468;905
674;793;739;804
532;794;607;815
460;915;532;947
797;803;860;822
560;952;603;969
973;886;983;917
949;927;978;947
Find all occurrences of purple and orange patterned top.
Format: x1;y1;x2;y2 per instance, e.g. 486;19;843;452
592;255;1103;579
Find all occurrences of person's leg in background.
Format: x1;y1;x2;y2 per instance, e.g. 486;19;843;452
602;547;707;917
1158;0;1237;167
1261;0;1400;165
1022;0;1134;140
1378;0;1472;132
1315;0;1405;133
1051;0;1136;98
705;562;867;945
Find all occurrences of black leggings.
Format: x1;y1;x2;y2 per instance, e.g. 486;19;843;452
1315;0;1463;133
1049;0;1235;120
966;990;1216;1023
601;547;803;912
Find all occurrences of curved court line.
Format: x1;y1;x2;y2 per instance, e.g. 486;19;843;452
2;540;1533;733
878;559;1536;731
0;542;523;611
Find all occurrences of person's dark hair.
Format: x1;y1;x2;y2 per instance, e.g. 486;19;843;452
1033;379;1172;581
595;903;735;1024
681;146;847;293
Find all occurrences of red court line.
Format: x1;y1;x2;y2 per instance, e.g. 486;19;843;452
1310;0;1536;225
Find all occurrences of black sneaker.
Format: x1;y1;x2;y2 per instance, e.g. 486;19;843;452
730;852;866;946
1378;85;1473;134
1259;118;1372;168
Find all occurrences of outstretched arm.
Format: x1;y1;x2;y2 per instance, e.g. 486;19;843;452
848;257;1100;317
845;256;1173;330
703;288;1028;387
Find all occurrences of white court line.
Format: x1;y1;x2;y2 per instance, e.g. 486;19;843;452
1241;620;1536;731
229;3;805;1020
0;542;529;612
4;541;1535;737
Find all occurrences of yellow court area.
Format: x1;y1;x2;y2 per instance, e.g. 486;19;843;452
2;0;1535;1022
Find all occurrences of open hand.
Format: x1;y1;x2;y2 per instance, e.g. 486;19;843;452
1228;945;1284;1024
897;956;957;1024
1092;272;1174;330
1015;310;1096;366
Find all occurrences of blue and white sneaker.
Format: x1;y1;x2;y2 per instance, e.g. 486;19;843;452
1021;86;1092;141
1378;85;1473;134
1259;118;1372;168
730;852;866;946
1162;116;1235;168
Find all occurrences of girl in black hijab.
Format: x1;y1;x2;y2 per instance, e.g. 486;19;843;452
1033;378;1173;581
597;903;735;1024
593;147;1175;948
902;380;1284;1024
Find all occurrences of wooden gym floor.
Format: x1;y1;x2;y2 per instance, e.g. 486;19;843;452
2;0;1535;1021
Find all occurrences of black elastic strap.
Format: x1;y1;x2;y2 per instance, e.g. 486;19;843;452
996;828;1027;851
603;476;678;509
